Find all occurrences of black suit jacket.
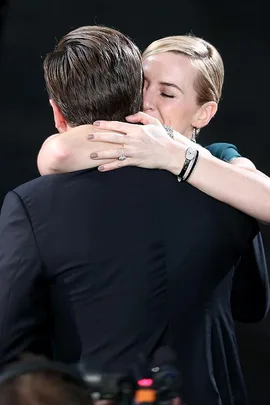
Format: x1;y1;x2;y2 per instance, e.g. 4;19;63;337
231;232;269;323
0;167;258;404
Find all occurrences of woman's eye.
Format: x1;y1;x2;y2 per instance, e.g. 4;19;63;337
160;92;174;99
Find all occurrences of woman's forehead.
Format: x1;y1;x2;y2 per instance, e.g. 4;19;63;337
143;53;196;86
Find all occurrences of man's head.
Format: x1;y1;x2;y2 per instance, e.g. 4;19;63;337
0;355;91;405
44;26;143;133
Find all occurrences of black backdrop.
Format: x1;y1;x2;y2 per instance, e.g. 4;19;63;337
0;0;269;402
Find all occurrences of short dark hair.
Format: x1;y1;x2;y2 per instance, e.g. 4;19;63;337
43;25;143;126
0;355;91;405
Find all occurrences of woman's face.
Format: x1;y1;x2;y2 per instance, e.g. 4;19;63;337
142;52;201;138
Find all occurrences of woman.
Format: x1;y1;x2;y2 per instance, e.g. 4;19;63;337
37;35;270;224
37;34;268;403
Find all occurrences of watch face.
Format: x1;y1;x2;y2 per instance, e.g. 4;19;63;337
186;147;196;160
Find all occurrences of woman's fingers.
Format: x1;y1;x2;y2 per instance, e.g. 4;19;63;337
93;120;137;133
125;111;161;126
90;148;127;160
98;158;133;172
87;132;130;145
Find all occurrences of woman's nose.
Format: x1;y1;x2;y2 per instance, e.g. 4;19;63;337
143;90;155;112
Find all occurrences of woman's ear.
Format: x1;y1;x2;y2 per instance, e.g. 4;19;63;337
192;101;218;129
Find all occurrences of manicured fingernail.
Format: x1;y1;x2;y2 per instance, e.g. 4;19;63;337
98;166;105;171
93;121;100;126
90;153;98;159
88;134;94;139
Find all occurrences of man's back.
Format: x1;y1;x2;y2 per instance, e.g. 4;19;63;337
0;167;256;403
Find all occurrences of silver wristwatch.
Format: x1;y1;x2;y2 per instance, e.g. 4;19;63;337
177;146;198;182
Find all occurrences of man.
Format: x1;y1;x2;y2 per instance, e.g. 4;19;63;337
0;26;258;404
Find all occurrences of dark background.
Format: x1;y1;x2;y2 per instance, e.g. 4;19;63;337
0;0;269;402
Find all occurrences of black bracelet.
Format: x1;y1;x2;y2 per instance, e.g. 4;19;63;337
184;149;199;182
177;147;198;182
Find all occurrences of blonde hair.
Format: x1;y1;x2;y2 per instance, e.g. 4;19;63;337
142;35;224;106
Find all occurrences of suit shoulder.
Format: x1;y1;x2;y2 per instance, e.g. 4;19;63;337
13;169;97;202
14;173;69;199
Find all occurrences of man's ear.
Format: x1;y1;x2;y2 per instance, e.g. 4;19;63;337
192;101;218;129
49;99;68;133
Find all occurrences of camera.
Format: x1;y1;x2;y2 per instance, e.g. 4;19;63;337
79;346;183;405
0;346;182;405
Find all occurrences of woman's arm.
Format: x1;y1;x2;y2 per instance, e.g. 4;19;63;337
37;125;118;175
37;134;64;175
37;115;270;223
230;157;268;178
206;142;268;177
182;150;270;223
166;136;270;224
88;115;270;224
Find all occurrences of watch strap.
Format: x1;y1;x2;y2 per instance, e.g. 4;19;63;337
177;147;199;182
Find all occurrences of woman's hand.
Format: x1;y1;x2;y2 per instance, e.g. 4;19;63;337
89;112;186;173
37;124;121;175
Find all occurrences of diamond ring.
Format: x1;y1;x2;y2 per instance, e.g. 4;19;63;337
118;146;126;161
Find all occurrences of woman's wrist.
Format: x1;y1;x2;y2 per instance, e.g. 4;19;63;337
165;140;187;175
164;140;212;178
